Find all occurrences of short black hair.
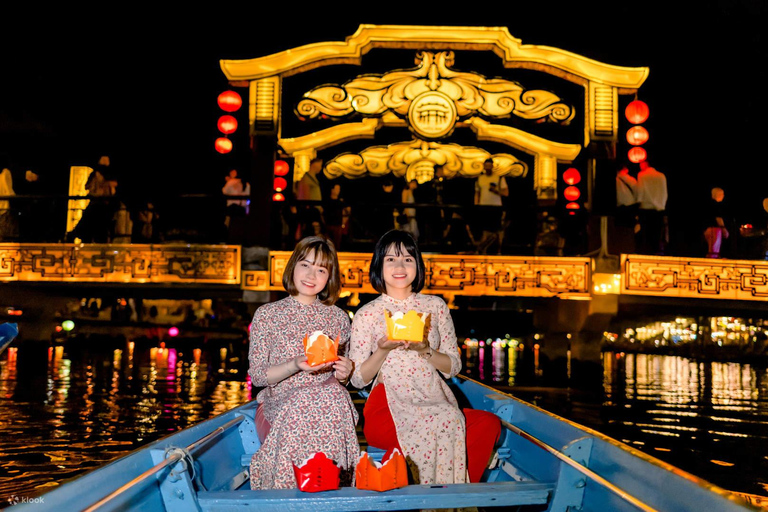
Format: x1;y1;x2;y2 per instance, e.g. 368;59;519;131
369;230;426;294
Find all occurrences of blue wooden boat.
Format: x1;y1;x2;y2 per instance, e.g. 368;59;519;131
16;376;752;511
0;322;18;356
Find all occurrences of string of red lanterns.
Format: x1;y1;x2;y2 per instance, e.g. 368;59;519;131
625;99;649;163
215;90;242;154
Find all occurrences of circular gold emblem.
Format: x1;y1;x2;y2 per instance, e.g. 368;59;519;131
408;91;457;139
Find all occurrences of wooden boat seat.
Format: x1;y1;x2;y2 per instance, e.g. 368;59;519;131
196;480;555;511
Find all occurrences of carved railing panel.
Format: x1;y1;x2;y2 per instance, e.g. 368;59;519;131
622;254;768;301
0;244;240;285
243;252;590;299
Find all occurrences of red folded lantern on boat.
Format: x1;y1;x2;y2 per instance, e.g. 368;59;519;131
355;449;408;492
293;452;341;493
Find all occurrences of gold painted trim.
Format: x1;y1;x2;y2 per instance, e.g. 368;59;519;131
466;118;581;160
279;118;380;155
221;25;649;90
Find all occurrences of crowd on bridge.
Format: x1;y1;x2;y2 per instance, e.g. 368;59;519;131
1;152;767;260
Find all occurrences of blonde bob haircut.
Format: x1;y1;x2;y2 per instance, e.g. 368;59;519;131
282;236;342;305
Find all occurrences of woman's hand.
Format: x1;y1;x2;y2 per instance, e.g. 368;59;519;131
403;340;430;354
377;335;404;352
295;355;334;373
333;356;353;382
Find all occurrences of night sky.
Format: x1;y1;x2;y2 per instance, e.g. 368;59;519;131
2;3;766;225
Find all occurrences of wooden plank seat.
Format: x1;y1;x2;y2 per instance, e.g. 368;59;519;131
197;481;555;511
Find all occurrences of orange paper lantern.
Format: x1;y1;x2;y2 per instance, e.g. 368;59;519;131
355;449;408;492
625;100;649;124
217;91;242;112
217;115;238;135
563;186;581;202
628;146;647;163
302;331;340;366
273;192;285;202
215;137;233;154
626;125;649;146
562;168;581;186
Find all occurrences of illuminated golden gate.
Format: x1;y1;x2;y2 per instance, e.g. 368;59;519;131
221;25;649;201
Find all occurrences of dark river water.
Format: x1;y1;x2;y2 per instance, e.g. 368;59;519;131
2;320;768;505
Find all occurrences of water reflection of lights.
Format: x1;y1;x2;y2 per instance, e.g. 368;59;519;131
462;337;523;386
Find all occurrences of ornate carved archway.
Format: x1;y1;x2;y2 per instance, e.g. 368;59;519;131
221;25;648;200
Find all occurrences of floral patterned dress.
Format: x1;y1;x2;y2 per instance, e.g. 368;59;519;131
248;296;359;489
348;293;467;484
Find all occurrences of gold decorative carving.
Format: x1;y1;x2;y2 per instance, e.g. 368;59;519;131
589;83;617;142
220;25;649;91
242;251;590;299
324;139;526;183
297;51;573;140
0;244;240;284
250;77;281;135
622;255;768;301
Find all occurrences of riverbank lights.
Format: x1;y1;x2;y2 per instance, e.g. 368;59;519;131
62;320;75;331
626;125;649;146
168;326;179;337
217;91;242;112
628;146;647;163
217;115;238;135
625;100;649;124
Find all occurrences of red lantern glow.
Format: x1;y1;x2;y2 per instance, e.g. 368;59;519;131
626;125;649;146
273;177;288;192
274;160;289;176
217;91;242;112
273;192;286;202
563;186;581;202
217;115;238;135
565;202;581;210
628;146;647;163
563;168;581;185
625;100;649;124
215;137;233;154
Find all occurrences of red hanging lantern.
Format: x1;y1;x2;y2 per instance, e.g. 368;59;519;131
217;115;238;135
272;192;286;202
628;146;647;163
625;100;649;124
215;137;233;154
563;186;581;202
273;177;288;192
562;168;581;185
217;91;242;112
566;202;580;210
626;125;649;145
274;160;290;176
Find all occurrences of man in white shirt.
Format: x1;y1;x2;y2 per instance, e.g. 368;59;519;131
635;161;668;255
474;158;508;254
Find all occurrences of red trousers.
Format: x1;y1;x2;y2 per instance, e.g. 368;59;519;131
363;383;501;483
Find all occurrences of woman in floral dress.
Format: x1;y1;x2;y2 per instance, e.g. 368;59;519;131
248;236;359;489
348;230;500;485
